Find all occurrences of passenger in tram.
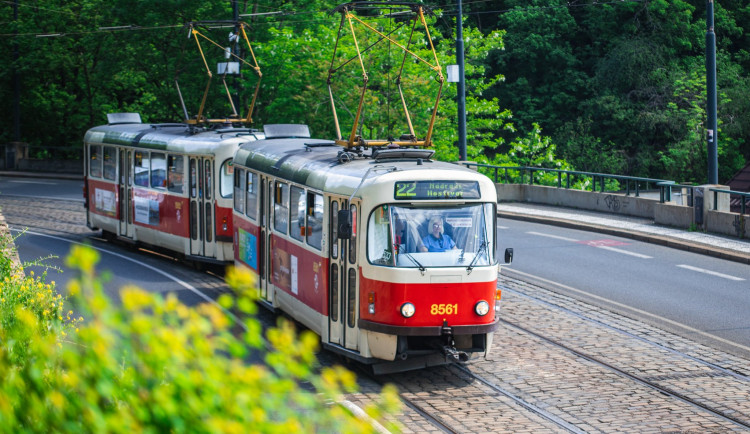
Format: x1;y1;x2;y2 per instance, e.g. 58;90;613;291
393;218;407;254
419;216;456;252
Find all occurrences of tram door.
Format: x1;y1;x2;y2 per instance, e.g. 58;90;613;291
258;176;271;302
118;150;134;238
328;197;360;351
189;158;215;258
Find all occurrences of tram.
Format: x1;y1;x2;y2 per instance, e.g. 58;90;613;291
83;113;263;263
232;124;513;373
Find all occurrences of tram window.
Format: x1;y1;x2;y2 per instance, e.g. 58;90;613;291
273;182;289;234
307;193;323;250
347;268;356;328
151;153;167;189
220;159;233;198
134;152;149;187
190;201;198;240
234;168;245;213
190;159;197;198
330;265;339;322
205;203;213;242
89;145;102;178
348;205;357;264
103;146;116;181
204;161;212;200
290;186;305;242
330;201;339;259
167;155;184;194
246;171;258;220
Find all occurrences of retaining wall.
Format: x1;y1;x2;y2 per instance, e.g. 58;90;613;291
496;183;747;239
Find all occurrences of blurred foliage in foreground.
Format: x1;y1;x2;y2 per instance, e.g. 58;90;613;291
0;235;400;433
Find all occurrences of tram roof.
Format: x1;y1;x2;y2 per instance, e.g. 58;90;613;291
234;137;496;197
84;122;264;153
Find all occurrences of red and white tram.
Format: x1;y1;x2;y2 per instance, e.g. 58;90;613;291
232;125;513;373
83;113;263;264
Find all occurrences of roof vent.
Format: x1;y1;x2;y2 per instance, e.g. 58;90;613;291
263;124;311;139
373;148;435;161
107;113;142;125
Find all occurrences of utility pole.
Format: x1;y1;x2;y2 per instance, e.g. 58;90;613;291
706;0;718;184
456;0;467;161
12;0;21;143
231;0;241;116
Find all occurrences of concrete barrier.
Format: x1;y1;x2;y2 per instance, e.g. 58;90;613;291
654;202;694;228
497;184;655;218
497;182;747;239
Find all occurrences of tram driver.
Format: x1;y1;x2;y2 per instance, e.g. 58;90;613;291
419;216;456;252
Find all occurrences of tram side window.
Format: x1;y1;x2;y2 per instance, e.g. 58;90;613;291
89;145;102;178
246;171;258;220
167;155;184;194
151;153;167;189
273;182;289;234
307;192;323;250
134;151;149;187
220;160;233;199
348;205;357;264
205;160;212;200
234;168;245;213
290;187;305;242
103;146;116;181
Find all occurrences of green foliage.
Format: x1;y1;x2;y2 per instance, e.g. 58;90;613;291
0;239;400;433
5;0;750;182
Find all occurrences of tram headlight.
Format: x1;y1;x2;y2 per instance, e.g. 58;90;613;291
475;300;490;316
400;302;415;318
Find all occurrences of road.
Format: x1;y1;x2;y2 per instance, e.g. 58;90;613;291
497;217;750;358
2;175;749;358
0;175;226;307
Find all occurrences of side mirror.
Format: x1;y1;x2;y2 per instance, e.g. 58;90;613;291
504;248;514;264
337;209;352;240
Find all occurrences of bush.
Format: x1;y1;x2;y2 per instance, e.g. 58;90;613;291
0;239;400;433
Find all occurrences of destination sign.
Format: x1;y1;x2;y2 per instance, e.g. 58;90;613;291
394;181;480;200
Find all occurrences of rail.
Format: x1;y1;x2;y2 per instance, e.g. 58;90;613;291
655;181;696;205
710;188;750;215
458;162;673;199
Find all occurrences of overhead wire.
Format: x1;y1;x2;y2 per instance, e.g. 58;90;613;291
0;0;645;39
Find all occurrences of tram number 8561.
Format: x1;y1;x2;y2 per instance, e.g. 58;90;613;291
430;303;458;315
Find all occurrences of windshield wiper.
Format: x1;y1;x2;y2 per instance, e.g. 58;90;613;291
403;252;426;275
467;240;489;274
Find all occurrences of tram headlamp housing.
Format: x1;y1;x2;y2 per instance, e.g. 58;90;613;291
475;300;490;316
400;302;415;318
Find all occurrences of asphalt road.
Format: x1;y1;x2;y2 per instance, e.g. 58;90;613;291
498;217;750;357
3;175;749;358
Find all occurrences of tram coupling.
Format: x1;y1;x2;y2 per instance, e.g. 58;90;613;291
441;345;469;363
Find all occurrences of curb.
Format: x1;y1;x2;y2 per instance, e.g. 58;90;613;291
498;210;750;266
0;171;82;181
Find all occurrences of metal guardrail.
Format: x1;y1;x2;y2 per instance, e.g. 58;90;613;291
456;162;750;217
710;188;750;215
655;181;696;205
458;162;673;199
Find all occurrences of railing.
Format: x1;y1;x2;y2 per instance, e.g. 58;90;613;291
710;188;750;215
458;162;673;199
655;181;696;205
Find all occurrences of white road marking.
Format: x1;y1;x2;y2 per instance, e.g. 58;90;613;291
506;268;750;354
8;180;57;185
10;228;246;329
595;245;653;259
677;264;745;281
497;225;509;229
526;231;579;242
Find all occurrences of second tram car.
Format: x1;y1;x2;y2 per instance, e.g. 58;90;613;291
84;113;263;263
232;125;512;373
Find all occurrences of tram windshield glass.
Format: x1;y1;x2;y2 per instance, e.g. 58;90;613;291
367;203;495;268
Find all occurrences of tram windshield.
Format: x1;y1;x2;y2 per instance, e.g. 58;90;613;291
367;203;495;268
